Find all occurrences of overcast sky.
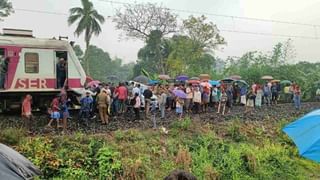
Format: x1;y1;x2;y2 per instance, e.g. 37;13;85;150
1;0;320;63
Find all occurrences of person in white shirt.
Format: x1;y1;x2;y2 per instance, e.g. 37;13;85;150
193;87;202;114
133;93;141;120
159;89;167;119
185;84;193;113
132;84;141;97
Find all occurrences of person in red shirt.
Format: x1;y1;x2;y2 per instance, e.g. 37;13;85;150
117;82;128;114
47;96;61;128
21;94;33;133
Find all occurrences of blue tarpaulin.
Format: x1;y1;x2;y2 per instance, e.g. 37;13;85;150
283;109;320;162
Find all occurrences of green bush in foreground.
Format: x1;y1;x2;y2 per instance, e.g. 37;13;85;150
3;118;320;179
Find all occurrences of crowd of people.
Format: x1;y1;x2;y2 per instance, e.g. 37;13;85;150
20;80;303;134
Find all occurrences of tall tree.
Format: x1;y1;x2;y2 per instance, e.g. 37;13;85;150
68;0;105;75
113;2;177;41
0;0;14;21
182;15;226;51
113;3;177;74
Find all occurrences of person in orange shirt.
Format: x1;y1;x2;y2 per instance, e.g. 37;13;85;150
21;94;33;133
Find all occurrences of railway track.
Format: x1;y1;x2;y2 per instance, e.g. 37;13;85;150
0;102;319;135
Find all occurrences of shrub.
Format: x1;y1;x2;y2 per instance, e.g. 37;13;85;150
59;167;89;179
171;117;192;130
0;128;25;145
226;120;247;142
18;137;62;177
97;146;123;179
175;147;192;170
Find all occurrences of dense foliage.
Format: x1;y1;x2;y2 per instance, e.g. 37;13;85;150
223;40;320;100
0;0;14;21
74;45;134;83
2;117;320;179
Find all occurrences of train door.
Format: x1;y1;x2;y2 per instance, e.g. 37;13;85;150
0;48;5;89
55;51;68;89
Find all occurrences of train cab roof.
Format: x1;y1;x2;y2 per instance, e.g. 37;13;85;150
0;28;73;50
0;35;71;50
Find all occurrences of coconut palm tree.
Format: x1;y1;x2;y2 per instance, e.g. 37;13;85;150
0;0;14;21
68;0;105;75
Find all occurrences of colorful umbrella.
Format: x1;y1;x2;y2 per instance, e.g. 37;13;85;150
87;80;100;88
261;75;274;80
209;80;221;86
187;79;200;84
158;74;171;80
176;75;189;81
271;79;280;83
134;75;149;84
173;89;187;99
229;75;242;80
234;80;249;87
199;74;210;80
280;80;292;85
190;77;200;80
283;109;320;163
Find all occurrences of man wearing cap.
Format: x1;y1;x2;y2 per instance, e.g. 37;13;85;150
79;91;94;124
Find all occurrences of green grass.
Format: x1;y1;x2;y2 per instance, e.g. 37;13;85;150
2;118;320;179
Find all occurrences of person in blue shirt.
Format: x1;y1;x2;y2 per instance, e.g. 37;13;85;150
263;83;271;106
79;91;93;124
240;86;247;105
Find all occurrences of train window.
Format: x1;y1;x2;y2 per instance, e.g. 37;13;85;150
25;53;39;73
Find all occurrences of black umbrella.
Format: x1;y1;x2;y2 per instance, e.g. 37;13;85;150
133;75;149;84
0;143;42;179
106;75;119;81
220;78;234;84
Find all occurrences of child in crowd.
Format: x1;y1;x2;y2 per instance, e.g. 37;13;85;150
176;97;184;119
47;95;61;128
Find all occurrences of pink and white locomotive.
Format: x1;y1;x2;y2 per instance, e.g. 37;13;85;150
0;28;87;111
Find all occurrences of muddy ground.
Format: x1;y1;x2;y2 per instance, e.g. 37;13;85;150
0;102;319;135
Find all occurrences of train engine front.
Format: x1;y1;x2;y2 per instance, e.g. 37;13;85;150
0;28;87;112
